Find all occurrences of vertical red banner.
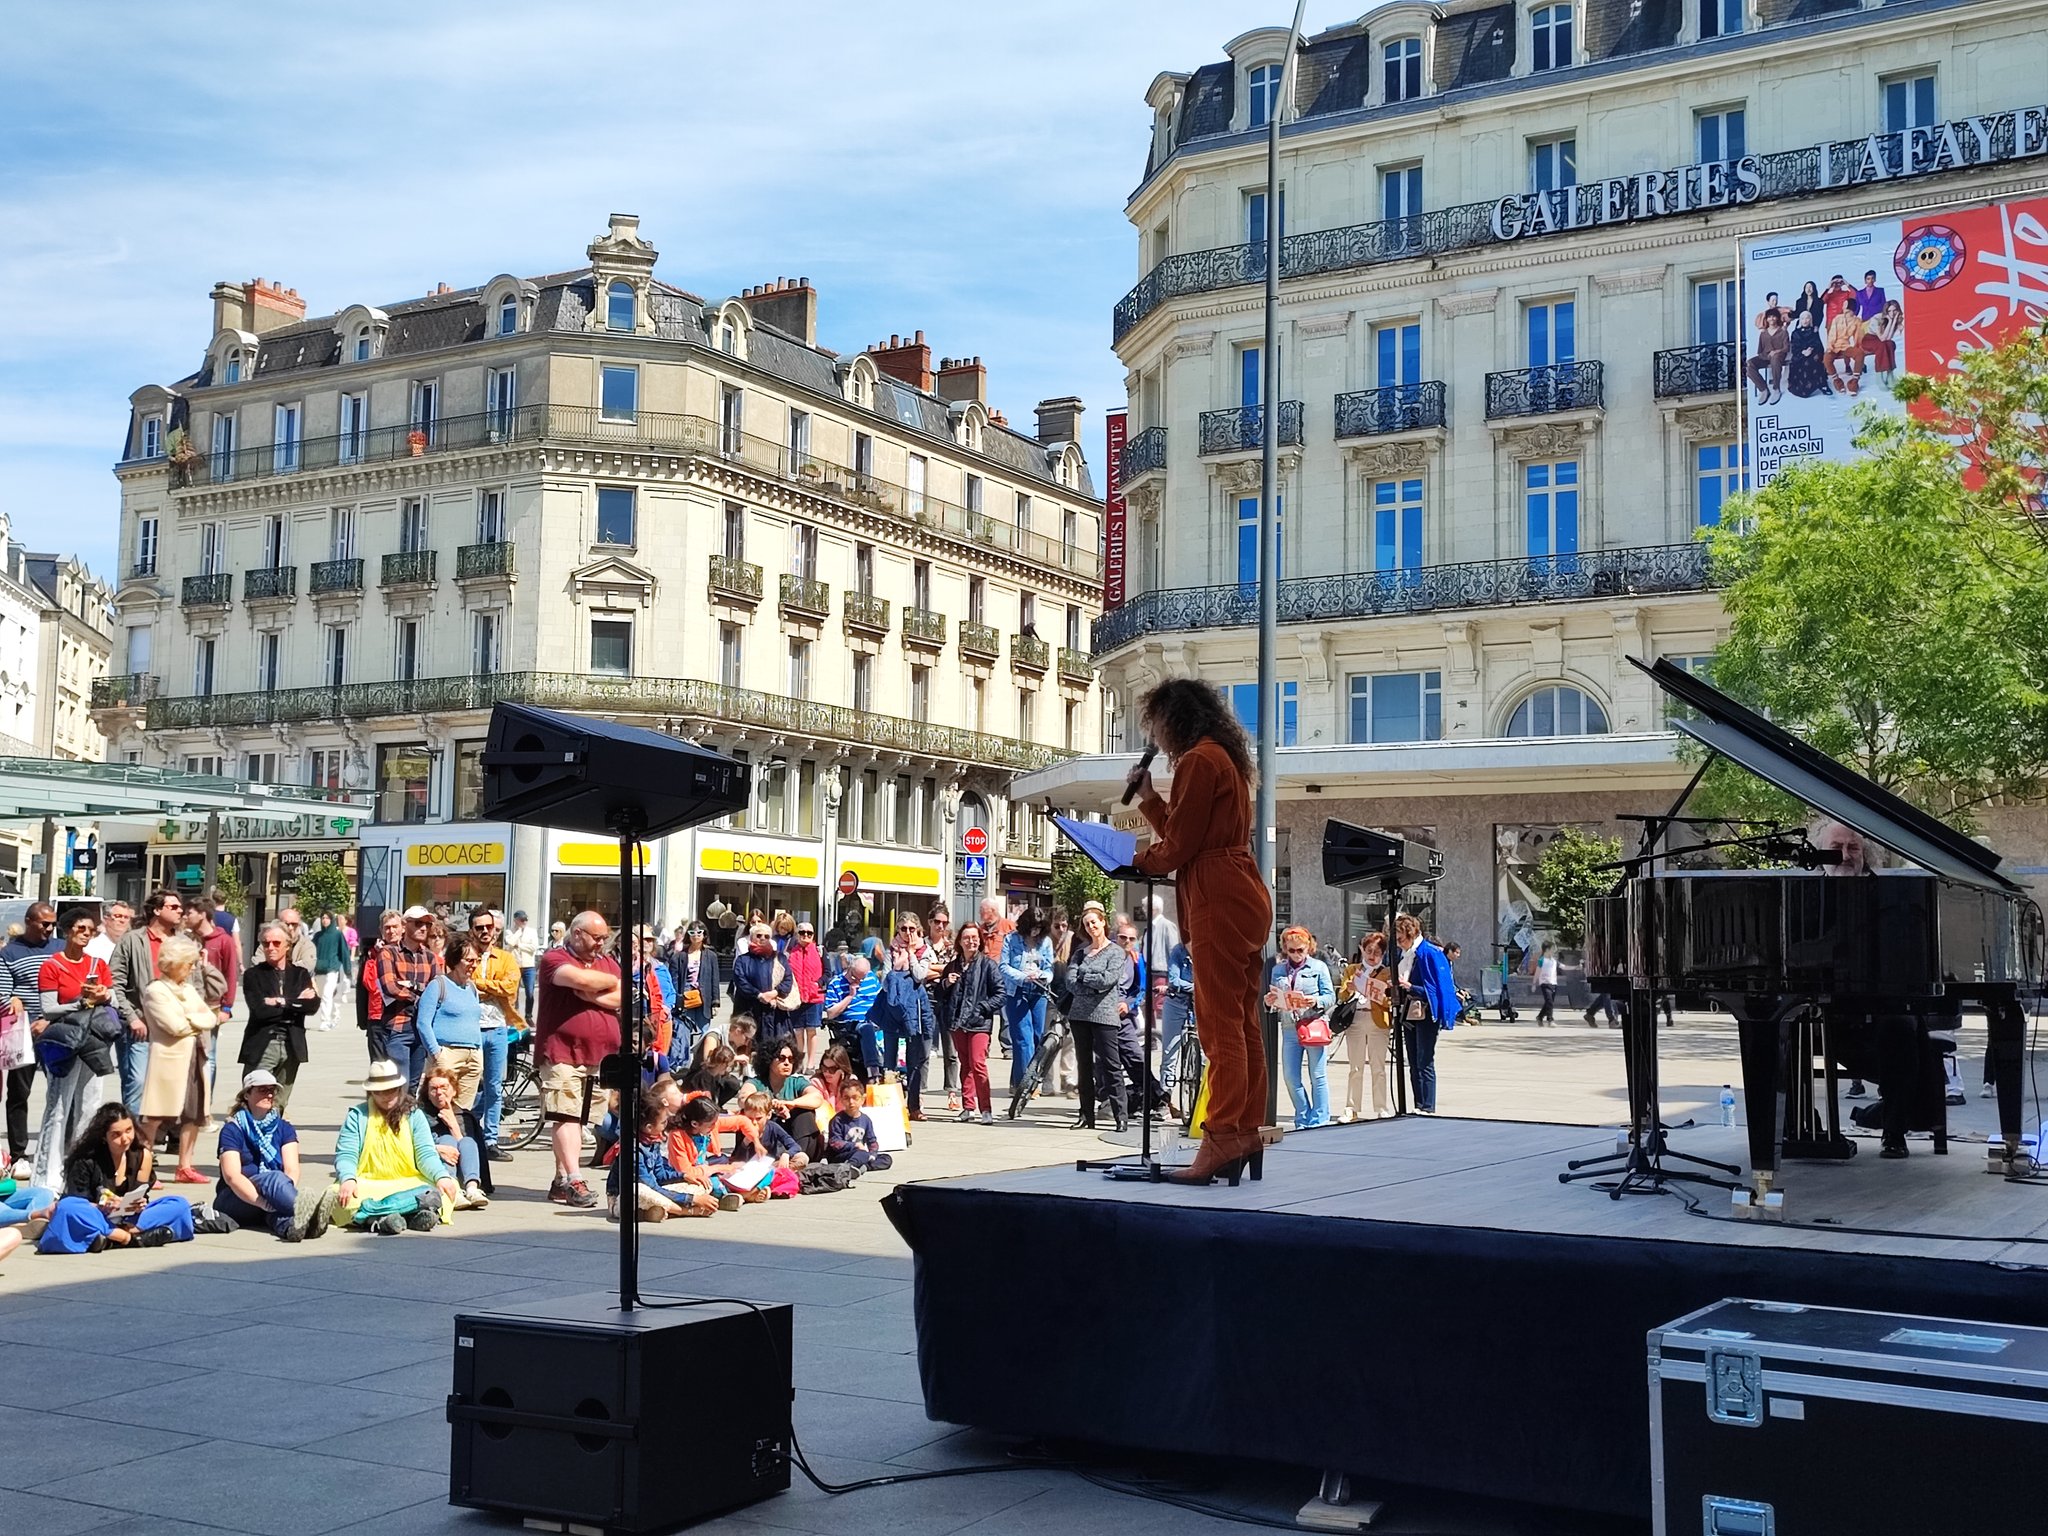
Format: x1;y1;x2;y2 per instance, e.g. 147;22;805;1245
1104;410;1127;610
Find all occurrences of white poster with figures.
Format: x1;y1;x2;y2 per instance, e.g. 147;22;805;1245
1740;218;1907;486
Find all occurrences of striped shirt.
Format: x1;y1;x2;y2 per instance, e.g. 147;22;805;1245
0;936;62;1011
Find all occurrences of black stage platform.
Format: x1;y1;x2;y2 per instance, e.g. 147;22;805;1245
884;1115;2048;1520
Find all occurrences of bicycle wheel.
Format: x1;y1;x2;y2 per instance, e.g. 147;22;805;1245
498;1061;545;1151
1007;1025;1055;1120
1174;1026;1205;1132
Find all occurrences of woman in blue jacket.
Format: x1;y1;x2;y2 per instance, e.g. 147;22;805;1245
1394;913;1460;1114
1267;925;1336;1129
997;911;1054;1094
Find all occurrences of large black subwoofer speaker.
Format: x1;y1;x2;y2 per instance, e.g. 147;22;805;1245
482;702;746;837
449;1292;792;1532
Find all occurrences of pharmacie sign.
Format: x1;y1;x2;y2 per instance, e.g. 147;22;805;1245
158;812;357;843
1490;104;2048;242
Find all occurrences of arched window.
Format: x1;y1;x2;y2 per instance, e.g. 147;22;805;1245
606;280;635;331
353;327;374;362
1506;685;1608;738
1530;4;1574;71
1247;63;1282;128
1383;37;1422;102
222;352;244;385
498;295;519;336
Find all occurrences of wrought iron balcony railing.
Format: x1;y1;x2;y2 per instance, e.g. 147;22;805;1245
145;671;1065;772
1012;634;1050;671
1653;341;1738;398
91;673;159;710
1057;647;1096;684
310;558;364;595
456;541;516;581
779;573;830;618
1091;542;1713;655
1484;361;1604;419
959;621;1001;660
244;566;297;601
1120;426;1167;481
1198;401;1305;456
380;550;437;588
710;556;764;602
1110;126;1990;340
843;591;890;634
1335;382;1446;438
181;573;232;608
903;607;946;647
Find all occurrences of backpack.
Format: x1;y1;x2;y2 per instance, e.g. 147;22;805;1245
799;1162;860;1195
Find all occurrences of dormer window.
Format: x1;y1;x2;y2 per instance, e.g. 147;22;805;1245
1247;63;1283;128
1383;37;1422;103
1698;0;1742;36
222;351;245;385
720;322;737;355
141;416;163;459
1531;4;1573;71
353;328;374;362
498;296;519;336
606;280;635;331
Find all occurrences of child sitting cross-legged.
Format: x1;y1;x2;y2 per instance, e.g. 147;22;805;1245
739;1090;808;1173
825;1079;893;1171
667;1091;768;1210
608;1076;719;1222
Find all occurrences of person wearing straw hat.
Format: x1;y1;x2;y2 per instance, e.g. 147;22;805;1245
318;1058;459;1235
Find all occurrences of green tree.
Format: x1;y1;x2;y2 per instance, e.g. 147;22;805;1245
208;860;248;918
55;873;84;897
294;857;354;919
1051;847;1117;923
1892;327;2048;552
1531;827;1622;947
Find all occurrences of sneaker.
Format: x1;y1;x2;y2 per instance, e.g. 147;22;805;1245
564;1180;598;1210
370;1214;405;1236
404;1206;439;1232
548;1176;572;1205
1982;1082;1999;1099
954;1110;975;1123
7;1158;31;1181
717;1193;743;1212
304;1185;339;1241
486;1144;517;1163
193;1204;238;1237
979;1111;993;1126
1846;1080;1867;1100
463;1182;490;1210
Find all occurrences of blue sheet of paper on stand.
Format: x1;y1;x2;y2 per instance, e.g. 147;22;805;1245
1052;815;1141;878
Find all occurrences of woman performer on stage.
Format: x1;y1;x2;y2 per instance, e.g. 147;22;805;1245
1127;679;1274;1187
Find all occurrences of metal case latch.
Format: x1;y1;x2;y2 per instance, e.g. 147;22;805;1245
1703;1495;1774;1534
1705;1348;1762;1426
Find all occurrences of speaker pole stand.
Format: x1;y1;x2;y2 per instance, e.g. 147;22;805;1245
613;806;648;1311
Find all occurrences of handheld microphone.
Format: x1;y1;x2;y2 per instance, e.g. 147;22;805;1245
1121;743;1158;806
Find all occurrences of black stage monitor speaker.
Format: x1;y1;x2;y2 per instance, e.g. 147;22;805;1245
1321;819;1444;891
449;1292;793;1533
481;702;746;837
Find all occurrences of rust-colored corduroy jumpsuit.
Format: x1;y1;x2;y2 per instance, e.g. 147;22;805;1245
1133;740;1272;1140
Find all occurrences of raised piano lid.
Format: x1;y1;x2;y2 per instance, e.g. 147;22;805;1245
1632;655;2020;896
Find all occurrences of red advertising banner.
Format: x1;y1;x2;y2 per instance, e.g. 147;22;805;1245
1103;410;1127;610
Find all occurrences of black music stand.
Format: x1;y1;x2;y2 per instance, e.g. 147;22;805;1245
1053;816;1170;1181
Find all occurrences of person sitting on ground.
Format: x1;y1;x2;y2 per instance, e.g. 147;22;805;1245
747;1038;830;1160
723;1014;760;1086
418;1065;491;1211
38;1102;196;1253
327;1058;461;1235
140;935;220;1186
825;1078;893;1171
739;1089;809;1173
610;1077;719;1221
0;1175;58;1263
681;1037;743;1108
209;1068;329;1241
668;1095;751;1210
807;1044;860;1122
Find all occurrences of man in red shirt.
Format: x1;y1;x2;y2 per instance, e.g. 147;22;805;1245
536;910;620;1208
187;904;241;1031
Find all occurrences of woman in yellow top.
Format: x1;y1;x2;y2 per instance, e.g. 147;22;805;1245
319;1058;460;1235
140;936;219;1185
1340;932;1394;1122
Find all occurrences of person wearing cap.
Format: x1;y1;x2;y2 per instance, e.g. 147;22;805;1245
376;906;444;1091
323;1058;460;1235
210;1069;327;1241
668;921;719;1055
240;922;318;1112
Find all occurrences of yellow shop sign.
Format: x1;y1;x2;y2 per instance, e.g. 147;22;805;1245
557;841;655;869
409;841;506;869
699;847;821;880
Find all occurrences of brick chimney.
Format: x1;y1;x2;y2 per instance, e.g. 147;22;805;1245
935;355;987;406
1034;395;1085;445
866;331;933;392
243;279;307;334
739;277;818;347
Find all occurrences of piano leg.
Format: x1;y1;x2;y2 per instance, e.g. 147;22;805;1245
1782;1004;1857;1161
1984;990;2028;1171
1735;1005;1785;1198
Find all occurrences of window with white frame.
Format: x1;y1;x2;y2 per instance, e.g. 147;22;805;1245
1064;700;1078;751
399;497;429;554
1696;105;1745;163
907;454;928;517
1530;134;1577;192
967;575;986;625
1065;603;1082;651
1019;591;1036;634
1506;684;1609;737
324;624;348;687
328;506;355;561
498;294;519;336
477;488;506;544
242;751;279;783
472;611;500;676
1530;4;1573;70
791;521;817;581
194;637;216;697
719;321;738;355
1245;188;1286;248
1226;681;1298;745
853;652;873;714
853;431;874;483
140;415;163;459
339;393;368;464
788;408;810;471
352;327;374;363
1383;36;1423;101
486;366;516;433
184;753;222;776
788;638;811;700
1692;278;1738;345
1527;298;1576;366
255;633;281;693
307;748;346;790
1882;71;1936;134
595;486;635;546
1695;441;1748;527
909;662;930;719
199;521;225;576
272;403;301;472
912;560;931;611
590;617;632;677
409;379;438;437
1380;163;1423;223
1247;63;1282;128
1698;0;1742;35
1372;478;1424;571
134;517;158;576
209;413;236;478
855;544;873;596
969;677;986;734
124;625;151;676
965;474;983;521
599;364;637;422
1348;670;1442;743
722;501;746;561
1017;688;1034;742
606;281;635;331
718;623;742;689
1524;461;1580;558
1376;322;1422;387
395;619;421;683
261;513;287;569
719;385;743;454
1236;494;1284;585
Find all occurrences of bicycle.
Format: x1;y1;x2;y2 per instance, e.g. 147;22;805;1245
495;1029;545;1152
1005;1012;1071;1121
1169;1014;1204;1132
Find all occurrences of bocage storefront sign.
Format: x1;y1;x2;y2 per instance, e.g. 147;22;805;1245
409;842;506;869
699;847;822;881
1490;104;2048;242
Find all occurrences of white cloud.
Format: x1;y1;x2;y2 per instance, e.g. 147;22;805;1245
0;0;1278;572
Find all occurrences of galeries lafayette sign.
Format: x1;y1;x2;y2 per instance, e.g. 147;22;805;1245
1490;105;2048;242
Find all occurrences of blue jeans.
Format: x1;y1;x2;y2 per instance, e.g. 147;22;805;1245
476;1029;508;1145
519;967;538;1021
879;1025;930;1112
1159;996;1192;1093
1280;1032;1329;1128
1403;1018;1440;1112
1003;992;1046;1091
437;1132;481;1185
118;1031;150;1114
0;1186;54;1225
215;1167;298;1237
385;1028;433;1090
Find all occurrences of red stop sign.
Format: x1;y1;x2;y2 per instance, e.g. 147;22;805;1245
962;826;989;856
837;870;860;897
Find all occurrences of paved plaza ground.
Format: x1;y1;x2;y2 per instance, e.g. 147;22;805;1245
0;1009;2027;1535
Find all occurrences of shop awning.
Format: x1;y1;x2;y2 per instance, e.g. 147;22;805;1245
0;758;373;823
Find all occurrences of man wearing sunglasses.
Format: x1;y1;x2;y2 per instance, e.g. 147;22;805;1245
466;909;523;1160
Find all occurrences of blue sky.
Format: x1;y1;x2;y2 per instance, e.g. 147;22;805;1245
0;1;1289;576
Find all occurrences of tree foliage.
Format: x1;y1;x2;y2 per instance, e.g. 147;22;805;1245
1531;827;1623;947
294;858;354;920
209;859;248;917
1051;846;1117;923
1893;326;2048;550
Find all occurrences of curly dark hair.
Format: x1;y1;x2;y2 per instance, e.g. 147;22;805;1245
68;1101;138;1167
1138;678;1256;787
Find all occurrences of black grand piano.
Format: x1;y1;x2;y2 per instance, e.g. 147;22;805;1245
1585;658;2043;1196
